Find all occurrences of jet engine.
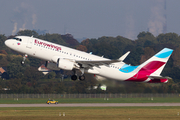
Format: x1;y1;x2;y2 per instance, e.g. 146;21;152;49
57;58;74;70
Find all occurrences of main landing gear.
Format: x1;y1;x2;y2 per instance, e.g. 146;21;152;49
71;75;77;81
71;74;85;81
79;75;85;81
21;54;28;65
71;69;85;81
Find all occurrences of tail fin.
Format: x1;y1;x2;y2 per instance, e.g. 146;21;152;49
140;48;173;75
126;48;173;83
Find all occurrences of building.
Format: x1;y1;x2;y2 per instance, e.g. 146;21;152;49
0;67;5;77
38;64;51;75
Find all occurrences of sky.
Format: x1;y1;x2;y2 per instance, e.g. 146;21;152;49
0;0;180;40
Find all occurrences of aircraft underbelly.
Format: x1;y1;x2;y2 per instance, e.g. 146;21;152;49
95;66;135;81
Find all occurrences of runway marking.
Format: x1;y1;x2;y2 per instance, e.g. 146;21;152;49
0;103;180;107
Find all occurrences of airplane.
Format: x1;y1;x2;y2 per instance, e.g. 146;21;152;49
5;36;173;83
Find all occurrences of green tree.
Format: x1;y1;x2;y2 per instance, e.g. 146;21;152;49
6;57;27;79
23;66;43;83
17;30;39;37
39;33;67;46
157;33;180;46
136;31;156;47
48;71;56;79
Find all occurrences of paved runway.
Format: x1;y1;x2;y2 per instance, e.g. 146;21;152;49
0;103;180;107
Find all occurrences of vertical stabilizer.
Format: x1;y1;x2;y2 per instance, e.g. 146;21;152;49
139;48;173;76
126;48;173;83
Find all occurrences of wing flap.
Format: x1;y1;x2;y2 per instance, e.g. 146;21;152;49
76;59;120;67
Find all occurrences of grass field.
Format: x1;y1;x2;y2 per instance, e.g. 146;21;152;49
0;97;180;104
0;107;180;120
0;98;180;119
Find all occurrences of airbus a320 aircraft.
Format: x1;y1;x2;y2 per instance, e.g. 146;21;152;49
5;36;173;83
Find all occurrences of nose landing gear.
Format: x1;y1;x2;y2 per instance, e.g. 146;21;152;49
21;54;28;65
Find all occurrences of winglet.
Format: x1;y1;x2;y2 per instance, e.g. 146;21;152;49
119;51;130;61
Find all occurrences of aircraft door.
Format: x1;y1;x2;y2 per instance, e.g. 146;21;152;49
26;38;33;49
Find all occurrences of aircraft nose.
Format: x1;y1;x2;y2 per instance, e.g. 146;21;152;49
5;40;11;47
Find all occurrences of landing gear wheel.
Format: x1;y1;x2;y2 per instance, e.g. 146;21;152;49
79;75;85;81
21;61;24;65
71;75;77;81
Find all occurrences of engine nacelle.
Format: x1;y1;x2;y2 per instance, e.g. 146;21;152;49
45;61;60;70
57;58;74;70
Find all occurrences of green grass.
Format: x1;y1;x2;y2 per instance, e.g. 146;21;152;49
0;107;180;120
0;97;180;104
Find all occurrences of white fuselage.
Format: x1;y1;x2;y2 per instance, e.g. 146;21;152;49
5;36;136;81
6;36;173;83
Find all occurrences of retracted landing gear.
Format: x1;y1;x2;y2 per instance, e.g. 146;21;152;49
21;54;28;65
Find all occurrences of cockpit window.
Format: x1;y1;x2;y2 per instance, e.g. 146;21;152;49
13;38;22;41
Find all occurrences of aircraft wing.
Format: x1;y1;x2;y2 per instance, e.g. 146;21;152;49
52;51;130;68
76;59;120;67
68;51;130;68
76;51;130;67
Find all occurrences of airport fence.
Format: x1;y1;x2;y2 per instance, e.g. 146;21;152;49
0;93;180;99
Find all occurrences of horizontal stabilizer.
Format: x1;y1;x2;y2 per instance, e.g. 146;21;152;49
148;76;171;80
147;75;170;83
119;51;130;61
